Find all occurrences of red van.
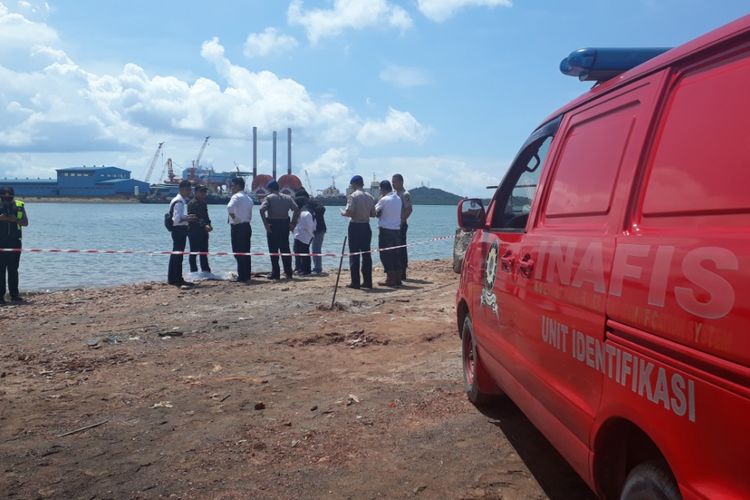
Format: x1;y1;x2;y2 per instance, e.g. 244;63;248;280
455;15;750;500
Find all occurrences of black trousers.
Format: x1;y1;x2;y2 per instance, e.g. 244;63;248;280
348;222;372;287
188;228;211;273
231;223;252;281
0;250;21;298
400;222;408;273
168;226;188;284
379;228;402;273
267;218;292;278
293;239;311;275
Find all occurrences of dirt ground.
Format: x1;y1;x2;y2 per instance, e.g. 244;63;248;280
0;260;595;499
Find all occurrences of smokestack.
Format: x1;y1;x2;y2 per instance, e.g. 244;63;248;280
252;126;257;178
272;131;277;180
287;128;292;175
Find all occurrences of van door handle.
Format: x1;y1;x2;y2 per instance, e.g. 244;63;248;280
500;250;514;272
519;255;535;277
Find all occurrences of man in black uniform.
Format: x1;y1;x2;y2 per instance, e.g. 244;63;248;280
187;185;213;274
259;180;299;279
0;186;29;303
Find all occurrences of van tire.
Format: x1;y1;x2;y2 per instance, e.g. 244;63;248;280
461;316;502;405
620;461;681;500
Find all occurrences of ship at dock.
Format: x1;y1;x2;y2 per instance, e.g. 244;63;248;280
313;177;347;206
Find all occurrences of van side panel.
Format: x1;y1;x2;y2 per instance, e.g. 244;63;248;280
513;72;667;453
605;44;750;498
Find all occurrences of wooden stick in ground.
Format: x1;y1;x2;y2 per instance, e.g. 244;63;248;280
331;236;348;309
57;418;109;437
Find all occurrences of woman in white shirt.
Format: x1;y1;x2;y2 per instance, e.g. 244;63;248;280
292;197;316;276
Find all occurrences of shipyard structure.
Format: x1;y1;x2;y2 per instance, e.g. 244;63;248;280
2;166;149;198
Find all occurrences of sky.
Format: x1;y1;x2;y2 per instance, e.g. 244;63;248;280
0;1;747;197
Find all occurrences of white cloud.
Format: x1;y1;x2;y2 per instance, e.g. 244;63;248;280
243;27;298;58
0;12;428;155
0;8;430;182
416;0;512;22
288;0;413;44
303;147;353;175
0;1;56;50
379;64;430;88
357;108;429;146
16;0;49;18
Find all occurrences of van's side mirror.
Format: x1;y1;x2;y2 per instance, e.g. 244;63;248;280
457;198;485;230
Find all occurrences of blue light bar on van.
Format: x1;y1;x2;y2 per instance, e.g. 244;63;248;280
560;47;670;82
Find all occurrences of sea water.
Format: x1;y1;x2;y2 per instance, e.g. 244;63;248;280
14;202;459;291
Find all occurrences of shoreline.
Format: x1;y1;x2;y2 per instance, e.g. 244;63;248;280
18;197;459;206
17;257;451;294
20;197;140;203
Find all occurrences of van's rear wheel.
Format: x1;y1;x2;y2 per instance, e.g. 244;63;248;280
461;316;501;405
620;461;680;500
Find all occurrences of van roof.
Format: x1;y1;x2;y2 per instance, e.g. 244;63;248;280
542;14;750;125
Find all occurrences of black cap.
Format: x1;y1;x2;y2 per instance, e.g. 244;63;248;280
196;184;208;192
0;186;14;197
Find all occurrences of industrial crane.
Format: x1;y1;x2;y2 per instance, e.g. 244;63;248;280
144;142;164;184
195;136;210;169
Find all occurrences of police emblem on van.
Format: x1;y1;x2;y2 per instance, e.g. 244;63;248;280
481;241;499;315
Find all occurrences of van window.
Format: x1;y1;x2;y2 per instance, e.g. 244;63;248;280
642;52;750;216
545;104;637;218
491;121;558;230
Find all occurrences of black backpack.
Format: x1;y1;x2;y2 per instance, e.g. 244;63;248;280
164;201;175;232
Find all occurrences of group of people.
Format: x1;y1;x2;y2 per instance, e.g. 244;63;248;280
342;174;412;289
166;173;413;290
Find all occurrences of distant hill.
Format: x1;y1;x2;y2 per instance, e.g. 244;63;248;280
410;186;463;205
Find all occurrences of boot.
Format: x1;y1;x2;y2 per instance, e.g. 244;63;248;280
391;271;403;287
378;271;401;287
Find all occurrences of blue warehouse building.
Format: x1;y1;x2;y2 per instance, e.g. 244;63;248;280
1;166;150;198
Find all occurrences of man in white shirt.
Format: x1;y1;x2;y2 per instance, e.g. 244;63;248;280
392;174;413;281
168;180;196;287
227;177;254;283
374;179;403;287
292;197;316;275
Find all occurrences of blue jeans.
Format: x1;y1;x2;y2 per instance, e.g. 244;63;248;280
311;231;325;273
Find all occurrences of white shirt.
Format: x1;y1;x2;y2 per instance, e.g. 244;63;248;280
293;210;315;245
227;191;253;224
170;194;189;226
375;191;402;230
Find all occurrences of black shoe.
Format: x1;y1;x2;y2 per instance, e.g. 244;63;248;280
361;283;373;289
401;271;407;280
10;296;23;302
346;283;360;289
0;297;6;305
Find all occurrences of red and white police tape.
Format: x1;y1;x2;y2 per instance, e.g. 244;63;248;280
0;234;455;258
